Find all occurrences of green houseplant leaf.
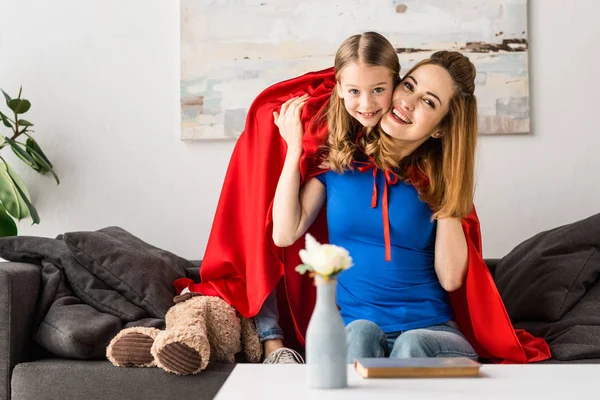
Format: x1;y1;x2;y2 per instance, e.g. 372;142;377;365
0;87;54;232
26;137;51;173
6;137;38;170
8;99;31;114
0;162;30;220
3;162;39;224
0;203;18;237
1;90;11;106
24;141;59;184
6;163;32;201
26;138;52;167
9;176;39;224
18;119;34;127
0;111;12;128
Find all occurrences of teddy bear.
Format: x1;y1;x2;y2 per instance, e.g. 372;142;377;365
106;292;262;375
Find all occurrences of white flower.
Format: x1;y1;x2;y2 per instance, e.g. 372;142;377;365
297;233;353;278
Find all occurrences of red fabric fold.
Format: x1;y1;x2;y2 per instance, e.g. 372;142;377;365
175;68;551;363
448;209;551;363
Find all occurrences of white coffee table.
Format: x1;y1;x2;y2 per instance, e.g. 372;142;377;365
214;363;597;399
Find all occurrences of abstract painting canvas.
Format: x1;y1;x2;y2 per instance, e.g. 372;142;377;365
180;0;529;140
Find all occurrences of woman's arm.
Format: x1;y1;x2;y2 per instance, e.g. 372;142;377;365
434;217;468;292
271;95;327;247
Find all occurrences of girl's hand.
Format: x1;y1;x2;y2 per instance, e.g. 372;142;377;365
273;94;309;153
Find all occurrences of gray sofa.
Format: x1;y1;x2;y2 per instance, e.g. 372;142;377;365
1;259;598;400
1;260;237;400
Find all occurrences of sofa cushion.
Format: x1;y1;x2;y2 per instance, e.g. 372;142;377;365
11;359;234;400
494;213;600;323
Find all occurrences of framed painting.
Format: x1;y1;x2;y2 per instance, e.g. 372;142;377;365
180;0;529;140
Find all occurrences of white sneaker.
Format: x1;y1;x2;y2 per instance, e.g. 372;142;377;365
262;347;305;364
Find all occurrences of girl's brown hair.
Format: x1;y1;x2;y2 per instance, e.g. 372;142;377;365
309;31;400;168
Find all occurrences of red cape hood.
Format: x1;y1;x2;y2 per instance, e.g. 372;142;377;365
175;68;551;363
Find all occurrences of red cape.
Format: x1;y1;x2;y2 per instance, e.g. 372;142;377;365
175;68;551;363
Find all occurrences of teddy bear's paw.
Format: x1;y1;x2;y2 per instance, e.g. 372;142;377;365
106;327;160;368
152;328;210;375
155;342;205;375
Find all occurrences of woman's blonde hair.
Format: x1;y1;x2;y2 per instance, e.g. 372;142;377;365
309;32;400;167
399;51;477;219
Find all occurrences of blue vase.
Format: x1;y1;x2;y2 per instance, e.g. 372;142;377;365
305;276;347;389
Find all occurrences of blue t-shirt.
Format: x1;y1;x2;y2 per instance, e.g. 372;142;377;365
315;168;452;333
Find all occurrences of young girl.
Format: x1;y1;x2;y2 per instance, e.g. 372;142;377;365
272;51;479;361
256;31;401;364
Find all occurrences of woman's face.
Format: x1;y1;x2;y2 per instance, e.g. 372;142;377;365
337;62;395;128
380;64;455;144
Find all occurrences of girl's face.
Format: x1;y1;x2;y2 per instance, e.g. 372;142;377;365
337;62;395;128
380;64;454;145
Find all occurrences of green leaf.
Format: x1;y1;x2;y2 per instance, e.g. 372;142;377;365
11;147;39;171
9;174;39;224
18;119;34;127
295;264;314;275
8;99;31;114
7;138;38;170
24;144;59;184
0;163;29;220
1;90;12;106
0;111;12;128
4;163;38;224
26;138;53;169
0;209;18;237
5;163;32;202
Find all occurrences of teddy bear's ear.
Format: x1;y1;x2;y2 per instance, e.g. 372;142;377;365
173;291;203;304
237;312;263;363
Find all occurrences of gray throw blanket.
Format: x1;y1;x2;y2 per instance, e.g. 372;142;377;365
0;226;198;359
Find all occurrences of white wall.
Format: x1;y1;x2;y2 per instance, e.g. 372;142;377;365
0;0;598;259
476;0;600;257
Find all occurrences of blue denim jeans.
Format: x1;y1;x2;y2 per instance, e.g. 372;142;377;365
253;289;284;343
345;319;478;363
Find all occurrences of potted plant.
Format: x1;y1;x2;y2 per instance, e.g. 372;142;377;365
0;87;59;236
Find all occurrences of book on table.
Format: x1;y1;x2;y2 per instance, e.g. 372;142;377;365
354;357;481;378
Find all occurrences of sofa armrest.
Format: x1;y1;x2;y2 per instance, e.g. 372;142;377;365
0;262;41;400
